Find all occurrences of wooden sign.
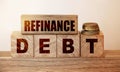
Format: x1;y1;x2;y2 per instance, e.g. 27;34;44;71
21;15;78;35
11;15;104;58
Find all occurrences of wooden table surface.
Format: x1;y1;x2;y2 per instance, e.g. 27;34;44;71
0;50;120;72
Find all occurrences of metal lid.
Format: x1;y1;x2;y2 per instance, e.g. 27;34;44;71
83;22;100;31
81;22;100;35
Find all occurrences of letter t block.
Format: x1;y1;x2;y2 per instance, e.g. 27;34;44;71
81;31;104;57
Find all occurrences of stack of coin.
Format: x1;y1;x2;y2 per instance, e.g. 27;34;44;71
81;22;100;35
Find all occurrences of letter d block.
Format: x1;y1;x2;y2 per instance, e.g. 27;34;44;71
81;32;104;57
11;31;33;58
34;35;56;57
57;33;80;57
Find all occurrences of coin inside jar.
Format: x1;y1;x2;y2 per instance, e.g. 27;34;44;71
81;22;100;35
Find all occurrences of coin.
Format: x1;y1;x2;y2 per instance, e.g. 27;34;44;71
81;30;100;35
81;22;100;35
83;22;99;31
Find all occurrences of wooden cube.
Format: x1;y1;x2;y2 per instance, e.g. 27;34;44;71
57;32;80;57
11;31;33;58
34;35;56;57
81;32;104;57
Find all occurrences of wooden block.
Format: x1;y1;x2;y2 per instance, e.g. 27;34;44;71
21;15;78;35
57;32;80;57
11;31;33;58
34;35;56;57
81;31;104;57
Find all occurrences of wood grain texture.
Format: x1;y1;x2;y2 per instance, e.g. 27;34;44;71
57;32;80;57
0;50;120;72
0;51;11;57
81;32;104;57
21;15;78;35
11;31;34;58
34;35;56;57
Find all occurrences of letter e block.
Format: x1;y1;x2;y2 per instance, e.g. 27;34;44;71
34;35;56;57
57;33;80;57
11;31;33;58
81;32;104;57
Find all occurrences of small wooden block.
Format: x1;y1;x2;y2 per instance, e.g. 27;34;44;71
21;15;78;35
81;31;104;57
34;35;56;57
57;32;80;57
11;31;33;58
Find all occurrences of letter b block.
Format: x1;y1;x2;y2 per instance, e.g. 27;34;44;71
81;32;104;57
11;31;33;58
57;33;80;57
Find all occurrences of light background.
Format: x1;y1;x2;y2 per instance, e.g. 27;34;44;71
0;0;120;51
